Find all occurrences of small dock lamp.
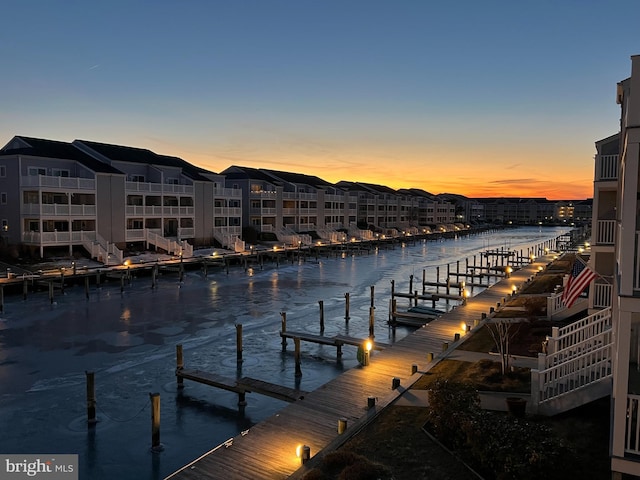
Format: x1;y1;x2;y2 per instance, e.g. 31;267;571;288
363;340;372;366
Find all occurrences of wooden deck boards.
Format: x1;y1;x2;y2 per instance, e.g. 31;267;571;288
167;256;548;480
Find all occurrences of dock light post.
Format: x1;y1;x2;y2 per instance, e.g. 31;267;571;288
297;445;311;464
363;340;372;366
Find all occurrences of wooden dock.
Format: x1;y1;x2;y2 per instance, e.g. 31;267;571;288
167;252;555;480
280;331;388;351
176;369;307;404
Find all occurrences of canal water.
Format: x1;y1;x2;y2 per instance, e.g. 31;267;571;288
0;226;570;480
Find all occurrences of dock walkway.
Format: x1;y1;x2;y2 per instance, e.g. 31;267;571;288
166;254;554;480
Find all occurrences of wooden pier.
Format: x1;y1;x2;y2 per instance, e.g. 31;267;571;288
167;251;557;480
175;346;307;405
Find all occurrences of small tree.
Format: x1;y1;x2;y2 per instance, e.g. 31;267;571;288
485;319;525;375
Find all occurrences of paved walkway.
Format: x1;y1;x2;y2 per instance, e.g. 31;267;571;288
167;253;556;480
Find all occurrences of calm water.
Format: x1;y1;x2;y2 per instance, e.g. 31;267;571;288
0;226;570;480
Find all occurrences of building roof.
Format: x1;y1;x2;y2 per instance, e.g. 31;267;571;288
0;136;123;174
74;140;213;182
220;166;284;184
260;168;334;188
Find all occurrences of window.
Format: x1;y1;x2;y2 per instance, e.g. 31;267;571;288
0;193;6;204
51;168;69;177
0;165;5;177
28;167;46;176
1;220;7;232
166;178;179;185
129;174;145;182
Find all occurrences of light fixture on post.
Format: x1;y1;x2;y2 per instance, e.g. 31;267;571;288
363;340;372;366
296;444;311;464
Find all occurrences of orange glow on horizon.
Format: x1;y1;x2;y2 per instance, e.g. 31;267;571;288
148;142;594;201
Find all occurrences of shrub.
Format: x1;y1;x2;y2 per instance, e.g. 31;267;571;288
302;451;393;480
464;412;566;480
424;378;480;450
425;379;566;480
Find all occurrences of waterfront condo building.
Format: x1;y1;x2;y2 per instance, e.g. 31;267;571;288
608;54;640;479
0;136;242;261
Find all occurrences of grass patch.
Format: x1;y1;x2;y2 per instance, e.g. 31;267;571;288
412;359;530;393
519;274;564;294
338;406;478;480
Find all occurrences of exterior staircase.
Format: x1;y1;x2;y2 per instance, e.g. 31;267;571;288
145;229;192;257
531;307;613;415
213;230;245;252
82;232;123;265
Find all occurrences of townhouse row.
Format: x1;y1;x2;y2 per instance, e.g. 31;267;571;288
0;136;458;261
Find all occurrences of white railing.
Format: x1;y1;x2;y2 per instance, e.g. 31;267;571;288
124;205;194;216
213;207;242;217
212;187;242;197
21;175;96;190
533;308;613;404
145;229;192;257
348;223;374;240
125;229;146;241
277;228;312;247
626;394;640;455
547;280;595;319
249;191;277;199
23;203;97;216
596;219;616;245
315;227;346;243
592;282;613;308
125;182;194;194
78;232;123;265
595;154;619;181
213;230;244;252
546;307;612;354
179;227;194;239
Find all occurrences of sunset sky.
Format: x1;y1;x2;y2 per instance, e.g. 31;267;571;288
2;1;639;200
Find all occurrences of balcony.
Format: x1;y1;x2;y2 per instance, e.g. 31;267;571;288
22;230;95;246
125;206;194;216
592;282;613;309
249;191;277;199
596;219;616;245
22;204;97;216
595;154;619;181
21;175;96;190
125;181;194;195
214;207;242;217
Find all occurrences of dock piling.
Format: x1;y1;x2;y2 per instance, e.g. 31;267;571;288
150;392;163;452
294;337;302;377
236;324;243;364
86;371;97;425
281;312;287;351
318;300;324;334
344;292;350;322
176;345;184;389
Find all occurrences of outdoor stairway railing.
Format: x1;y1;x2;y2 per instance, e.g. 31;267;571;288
146;229;192;257
531;307;612;414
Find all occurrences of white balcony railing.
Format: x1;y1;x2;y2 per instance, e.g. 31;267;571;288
21;175;96;190
213;207;242;217
592;282;613;309
596;219;616;245
125;181;194;195
22;204;97;216
595;154;619;181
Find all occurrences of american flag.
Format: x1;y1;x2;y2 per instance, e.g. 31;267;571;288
562;257;597;308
